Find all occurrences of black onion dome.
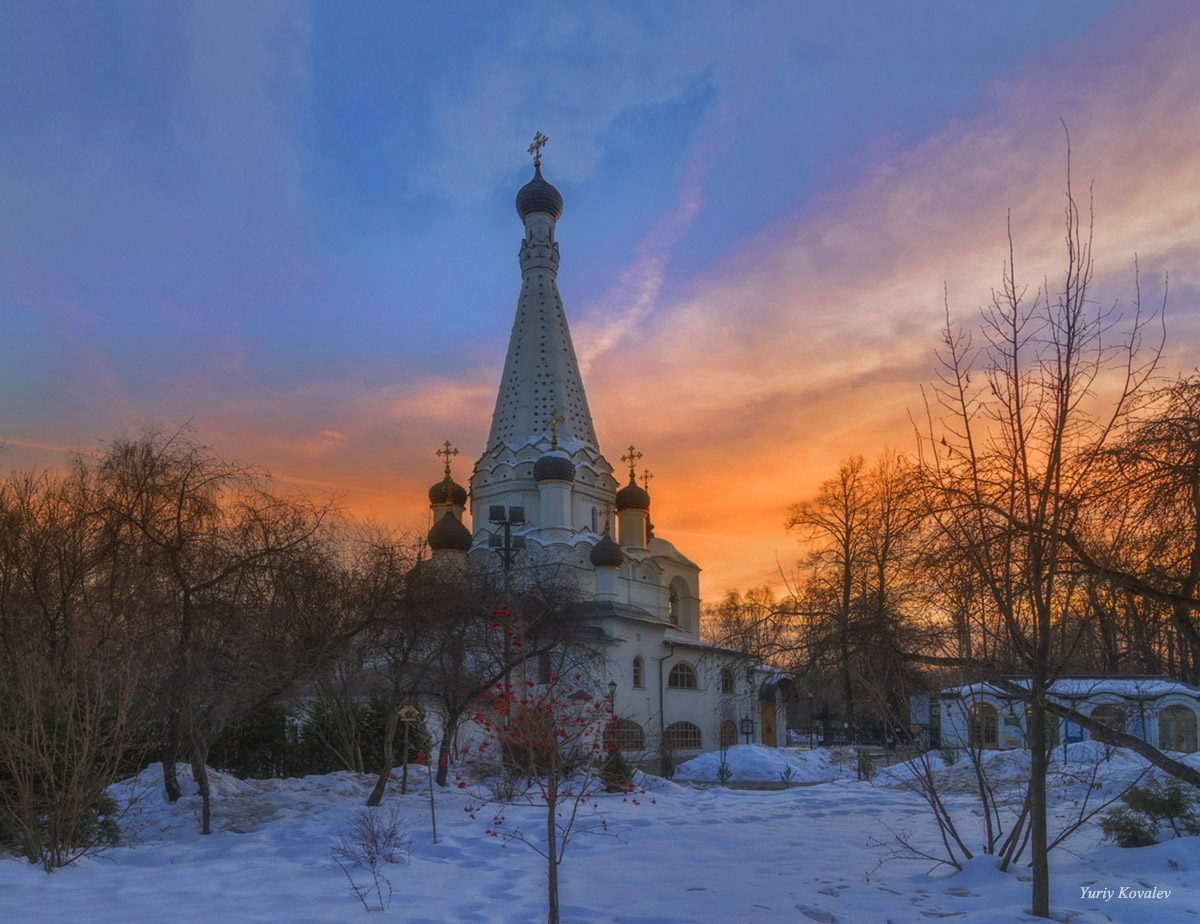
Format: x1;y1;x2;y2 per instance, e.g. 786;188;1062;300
590;533;625;569
515;164;563;221
428;512;472;552
428;478;468;507
534;450;575;484
615;477;650;511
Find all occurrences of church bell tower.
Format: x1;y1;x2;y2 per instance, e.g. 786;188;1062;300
469;134;618;541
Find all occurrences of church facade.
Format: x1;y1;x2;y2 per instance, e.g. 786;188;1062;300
423;143;786;762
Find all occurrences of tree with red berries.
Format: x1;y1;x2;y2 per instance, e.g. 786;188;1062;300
418;561;588;788
461;619;635;924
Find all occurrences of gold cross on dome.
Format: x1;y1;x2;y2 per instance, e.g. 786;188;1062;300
435;440;459;476
602;503;615;535
528;132;549;167
641;468;654;492
620;445;643;480
543;409;565;451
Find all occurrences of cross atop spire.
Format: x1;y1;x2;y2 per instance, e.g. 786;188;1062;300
528;131;549;167
621;445;643;480
543;409;565;451
435;440;459;476
641;468;654;493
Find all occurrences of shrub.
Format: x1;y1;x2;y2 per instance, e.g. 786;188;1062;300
600;747;633;793
1100;779;1200;848
209;702;298;779
330;806;411;912
857;748;876;782
0;655;145;871
212;691;434;780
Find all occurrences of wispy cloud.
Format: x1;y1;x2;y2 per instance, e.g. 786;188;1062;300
578;8;1200;592
5;4;1200;599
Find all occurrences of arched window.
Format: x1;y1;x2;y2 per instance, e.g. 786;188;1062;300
668;578;690;629
968;703;999;749
632;656;644;689
1160;705;1198;753
720;668;735;694
605;718;646;752
664;721;702;750
667;662;698;690
1091;703;1126;735
719;720;738;748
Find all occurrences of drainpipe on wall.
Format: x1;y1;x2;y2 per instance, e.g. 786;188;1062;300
656;641;675;745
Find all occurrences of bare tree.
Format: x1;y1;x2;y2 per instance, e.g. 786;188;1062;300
0;464;155;869
417;557;588;788
914;130;1163;917
96;425;348;833
787;456;870;726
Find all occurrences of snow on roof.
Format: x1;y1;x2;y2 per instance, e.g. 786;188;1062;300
942;677;1200;700
662;632;757;659
474;437;613;472
646;536;698;567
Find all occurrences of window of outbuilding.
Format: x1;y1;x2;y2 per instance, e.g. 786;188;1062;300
968;703;999;749
632;656;644;689
1160;705;1198;753
720;668;735;694
667;662;698;690
1091;703;1126;735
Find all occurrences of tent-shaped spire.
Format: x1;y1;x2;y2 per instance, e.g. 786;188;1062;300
486;149;598;453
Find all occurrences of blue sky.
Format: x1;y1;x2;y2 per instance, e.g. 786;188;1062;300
3;1;1198;593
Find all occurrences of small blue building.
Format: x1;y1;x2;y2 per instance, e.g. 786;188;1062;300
934;677;1200;753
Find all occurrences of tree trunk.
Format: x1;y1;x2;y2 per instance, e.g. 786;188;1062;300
191;751;212;836
400;722;410;796
1028;689;1049;918
367;709;398;807
545;774;560;924
161;714;182;803
435;712;461;787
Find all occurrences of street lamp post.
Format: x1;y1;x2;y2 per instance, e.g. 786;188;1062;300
487;505;526;596
808;692;814;750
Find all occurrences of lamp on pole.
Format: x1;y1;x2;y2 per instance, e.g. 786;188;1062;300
808;692;814;750
487;505;526;596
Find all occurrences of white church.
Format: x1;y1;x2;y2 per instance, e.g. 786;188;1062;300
421;139;789;763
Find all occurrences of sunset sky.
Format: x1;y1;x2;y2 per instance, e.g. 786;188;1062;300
3;1;1200;597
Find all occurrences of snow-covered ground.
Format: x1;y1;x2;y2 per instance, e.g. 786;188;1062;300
675;744;857;784
2;749;1199;923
